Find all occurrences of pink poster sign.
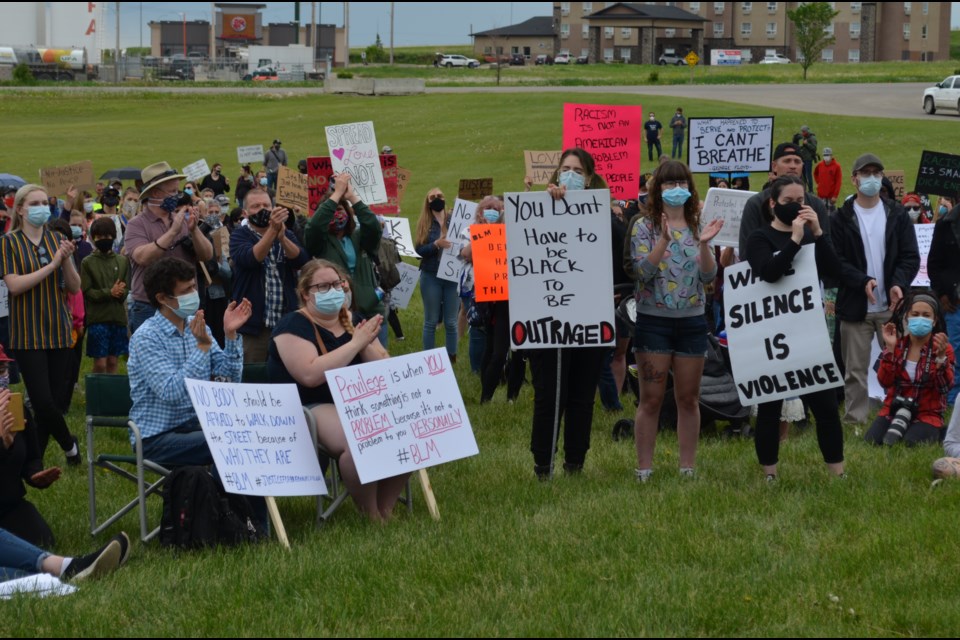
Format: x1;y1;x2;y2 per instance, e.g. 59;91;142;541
562;103;642;201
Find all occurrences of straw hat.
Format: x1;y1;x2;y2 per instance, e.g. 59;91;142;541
139;162;185;200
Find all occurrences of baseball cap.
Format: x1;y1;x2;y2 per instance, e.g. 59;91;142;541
773;142;801;160
822;147;833;156
852;153;884;175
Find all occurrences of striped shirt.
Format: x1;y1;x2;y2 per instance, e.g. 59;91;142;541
0;229;73;350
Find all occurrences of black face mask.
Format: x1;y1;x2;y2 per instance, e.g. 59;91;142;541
102;197;120;208
429;198;445;213
249;209;271;228
94;239;114;253
773;201;803;226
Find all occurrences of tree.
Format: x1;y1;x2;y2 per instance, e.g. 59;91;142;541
787;2;839;80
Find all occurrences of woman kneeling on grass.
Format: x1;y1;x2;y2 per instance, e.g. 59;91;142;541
866;292;954;447
745;175;845;481
266;259;410;522
628;160;723;482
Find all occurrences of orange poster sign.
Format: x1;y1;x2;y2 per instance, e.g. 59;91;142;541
471;224;509;302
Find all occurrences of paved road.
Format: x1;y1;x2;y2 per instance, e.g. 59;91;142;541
1;82;954;121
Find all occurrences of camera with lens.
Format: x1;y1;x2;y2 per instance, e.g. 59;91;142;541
883;395;918;445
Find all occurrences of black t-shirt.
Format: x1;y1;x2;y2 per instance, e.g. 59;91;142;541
266;311;362;405
644;120;663;140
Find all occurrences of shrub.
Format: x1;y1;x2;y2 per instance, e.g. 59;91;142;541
337;71;353;79
13;63;35;84
648;71;659;83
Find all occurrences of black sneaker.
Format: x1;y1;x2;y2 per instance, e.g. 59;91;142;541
534;464;552;481
65;435;81;466
62;539;122;582
563;462;583;476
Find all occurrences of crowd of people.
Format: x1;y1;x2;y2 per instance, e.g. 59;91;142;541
1;123;959;585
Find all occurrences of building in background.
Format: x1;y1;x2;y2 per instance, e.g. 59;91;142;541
471;17;557;62
0;2;104;63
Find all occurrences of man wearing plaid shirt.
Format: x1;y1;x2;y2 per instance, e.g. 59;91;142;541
229;189;309;363
128;257;251;465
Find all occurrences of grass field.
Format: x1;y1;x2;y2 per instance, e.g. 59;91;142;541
3;90;960;636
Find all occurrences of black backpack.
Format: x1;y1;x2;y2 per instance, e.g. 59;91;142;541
372;237;402;291
159;466;264;549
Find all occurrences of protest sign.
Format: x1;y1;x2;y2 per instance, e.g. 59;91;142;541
912;222;935;287
916;150;960;199
438;199;476;283
381;215;417;257
458;178;493;202
396;167;412;204
184;380;327;497
275;166;309;212
389;262;420;309
700;188;758;248
687;117;774;174
328;348;478;484
369;154;399;216
724;247;841;406
524;150;562;186
470;224;509;302
237;145;264;165
504;189;616;349
183;159;211;183
886;170;905;200
562;103;642;201
306;155;397;216
324;121;387;204
39;160;94;195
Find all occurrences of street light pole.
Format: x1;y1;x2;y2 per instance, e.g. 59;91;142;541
181;12;186;56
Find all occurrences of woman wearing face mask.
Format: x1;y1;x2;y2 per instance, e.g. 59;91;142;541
937;196;955;222
267;259;406;522
235;164;255;207
0;184;82;465
120;187;141;222
199;163;230;197
865;292;954;447
414;187;460;361
628;160;724;482
305;173;385;338
745;175;846;480
902;193;932;225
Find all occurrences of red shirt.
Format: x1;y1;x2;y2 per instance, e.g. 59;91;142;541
877;337;955;427
814;159;843;200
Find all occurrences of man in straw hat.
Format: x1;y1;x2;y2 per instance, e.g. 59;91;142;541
124;162;213;334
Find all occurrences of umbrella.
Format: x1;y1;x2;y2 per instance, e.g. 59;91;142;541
99;167;142;181
0;173;26;190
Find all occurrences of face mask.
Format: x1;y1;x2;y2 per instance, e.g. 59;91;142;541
204;214;222;229
259;177;269;187
330;209;348;232
103;197;120;208
429;198;446;213
773;201;803;226
483;209;501;224
662;187;692;208
907;316;933;338
906;207;921;222
213;168;221;175
165;291;200;319
823;156;832;164
343;291;353;310
559;170;585;191
121;201;138;216
184;188;194;197
70;225;83;239
649;116;655;121
939;205;949;216
248;209;271;228
314;288;345;315
149;193;182;214
94;238;114;253
83;202;94;214
26;205;51;226
857;175;882;197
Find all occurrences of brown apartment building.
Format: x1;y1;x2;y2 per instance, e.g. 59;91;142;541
538;2;951;64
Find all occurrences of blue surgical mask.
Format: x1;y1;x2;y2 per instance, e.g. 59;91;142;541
907;317;933;338
939;205;949;216
483;209;501;224
559;170;585;191
70;225;83;239
857;175;882;197
314;288;346;314
26;205;51;227
259;177;269;187
184;187;194;197
166;291;200;319
662;187;692;208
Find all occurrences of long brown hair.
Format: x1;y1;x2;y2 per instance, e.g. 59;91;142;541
644;160;701;239
297;259;354;335
415;187;447;246
547;148;609;190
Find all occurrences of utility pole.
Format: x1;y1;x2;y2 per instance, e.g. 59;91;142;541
389;2;394;64
343;2;349;68
115;1;120;81
294;2;300;44
210;2;216;65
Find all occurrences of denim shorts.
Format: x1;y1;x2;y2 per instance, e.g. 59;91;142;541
633;312;708;357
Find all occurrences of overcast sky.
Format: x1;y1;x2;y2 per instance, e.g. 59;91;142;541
106;2;959;49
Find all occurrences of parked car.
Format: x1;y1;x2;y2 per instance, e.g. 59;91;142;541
535;54;554;66
242;66;278;81
759;53;791;64
438;54;480;68
923;75;960;115
509;53;526;66
554;53;570;65
575;55;589;64
658;52;685;65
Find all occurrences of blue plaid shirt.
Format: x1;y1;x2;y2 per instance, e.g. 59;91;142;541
128;310;243;445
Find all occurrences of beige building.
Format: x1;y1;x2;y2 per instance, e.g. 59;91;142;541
471;17;556;62
553;2;952;64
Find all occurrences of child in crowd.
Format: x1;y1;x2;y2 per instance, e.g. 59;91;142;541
80;218;130;374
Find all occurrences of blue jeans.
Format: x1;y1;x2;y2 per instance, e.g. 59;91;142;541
129;300;157;336
141;419;214;467
597;349;623;411
946;307;960;404
419;270;460;356
672;134;684;159
469;325;486;374
0;527;49;581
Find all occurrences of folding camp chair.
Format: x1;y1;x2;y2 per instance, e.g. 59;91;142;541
86;374;171;542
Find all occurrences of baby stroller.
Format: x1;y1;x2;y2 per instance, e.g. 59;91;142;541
611;291;751;440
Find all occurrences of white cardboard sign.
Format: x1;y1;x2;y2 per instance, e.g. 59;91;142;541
912;223;935;288
328;348;478;484
437;199;477;283
183;158;211;184
185;379;327;497
724;247;842;406
237;145;264;165
700;188;757;248
504;189;616;349
688;117;774;174
324;121;387;204
381;215;417;257
390;262;420;310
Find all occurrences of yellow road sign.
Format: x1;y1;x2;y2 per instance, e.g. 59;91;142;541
685;52;700;66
